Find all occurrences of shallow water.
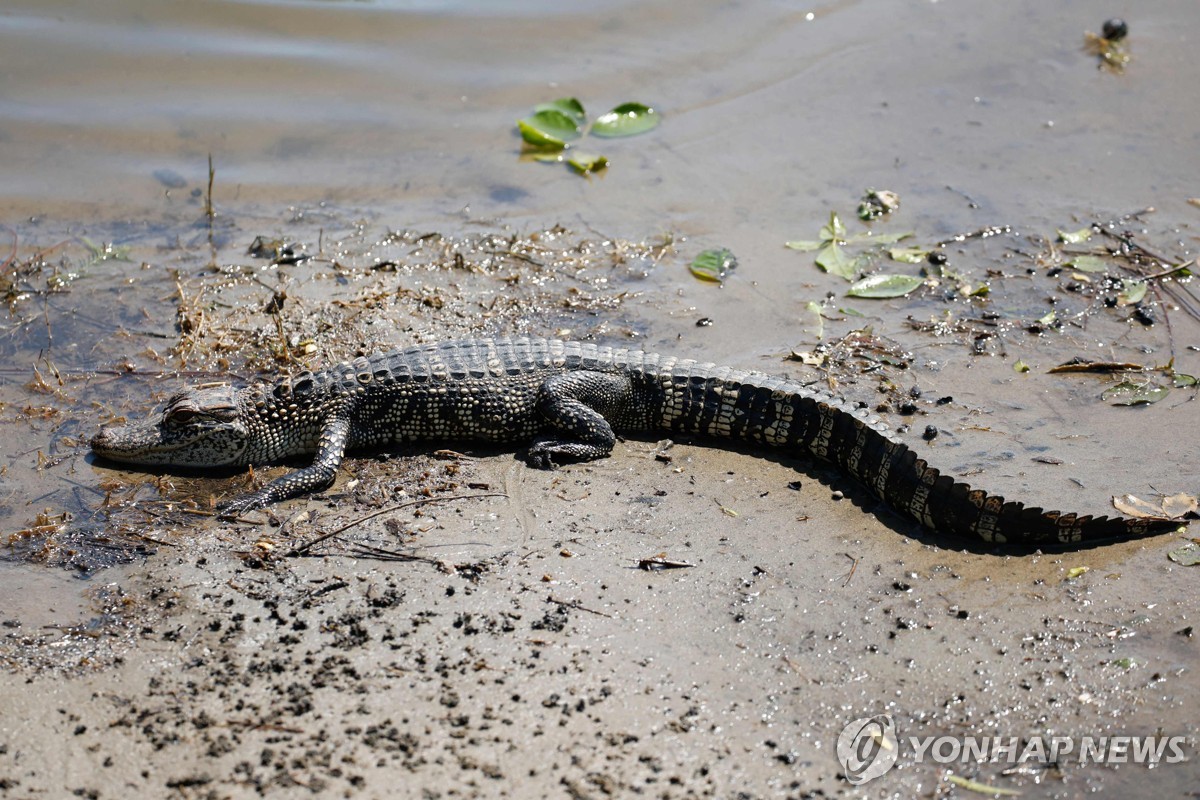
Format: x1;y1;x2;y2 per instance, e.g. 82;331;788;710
1;0;1198;795
5;0;1199;232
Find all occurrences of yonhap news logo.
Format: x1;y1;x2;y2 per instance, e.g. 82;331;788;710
836;715;1189;785
836;714;899;785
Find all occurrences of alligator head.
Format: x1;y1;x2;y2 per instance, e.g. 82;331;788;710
91;385;250;467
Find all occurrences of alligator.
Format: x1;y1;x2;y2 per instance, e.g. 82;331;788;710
90;337;1183;546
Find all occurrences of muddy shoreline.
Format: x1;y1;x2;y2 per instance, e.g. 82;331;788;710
1;212;1197;798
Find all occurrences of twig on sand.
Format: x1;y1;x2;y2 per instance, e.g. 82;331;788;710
288;492;508;556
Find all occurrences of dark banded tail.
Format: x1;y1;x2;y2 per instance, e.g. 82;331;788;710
810;395;1181;546
652;364;1181;547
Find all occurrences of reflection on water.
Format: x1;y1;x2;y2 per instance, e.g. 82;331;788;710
3;0;1196;238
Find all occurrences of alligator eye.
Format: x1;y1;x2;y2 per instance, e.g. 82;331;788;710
167;408;198;425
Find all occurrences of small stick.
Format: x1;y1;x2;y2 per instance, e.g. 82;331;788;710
289;492;508;555
205;153;215;241
1140;260;1196;281
548;596;614;618
840;552;859;587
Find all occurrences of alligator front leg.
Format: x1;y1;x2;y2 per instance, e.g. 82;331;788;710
525;371;629;468
219;417;351;516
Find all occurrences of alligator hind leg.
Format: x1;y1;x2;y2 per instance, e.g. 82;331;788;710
525;371;629;468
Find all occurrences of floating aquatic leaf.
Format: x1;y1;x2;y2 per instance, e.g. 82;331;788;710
567;152;608;174
1173;372;1198;387
846;273;925;299
889;246;928;264
862;231;912;246
1014;359;1030;373
591;102;660;137
689;248;737;283
1102;380;1170;405
1118;280;1147;306
530;151;564;163
969;284;990;297
1065;255;1108;273
1057;227;1094;244
794;211;917;280
517;109;581;148
819;211;847;243
534;97;586;126
815;243;858;280
1168;542;1200;566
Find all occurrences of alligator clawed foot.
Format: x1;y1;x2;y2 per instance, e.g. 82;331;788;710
217;492;269;519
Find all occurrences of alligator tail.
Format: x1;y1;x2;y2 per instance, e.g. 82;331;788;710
809;394;1180;546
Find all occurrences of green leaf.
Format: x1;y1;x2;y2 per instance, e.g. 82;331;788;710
689;248;737;283
1173;372;1198;388
819;212;846;243
1058;226;1094;244
1167;542;1200;566
1102;380;1170;405
1066;566;1090;579
815;242;857;280
1112;656;1139;670
591;102;660;138
1014;359;1031;373
1066;255;1109;273
785;240;823;252
889;246;928;264
567;152;608;174
1037;310;1057;326
517;109;581;148
1117;280;1147;306
534;97;586;126
969;284;990;297
856;231;912;246
846;273;925;299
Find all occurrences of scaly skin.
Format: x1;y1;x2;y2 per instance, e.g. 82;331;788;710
91;338;1184;546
